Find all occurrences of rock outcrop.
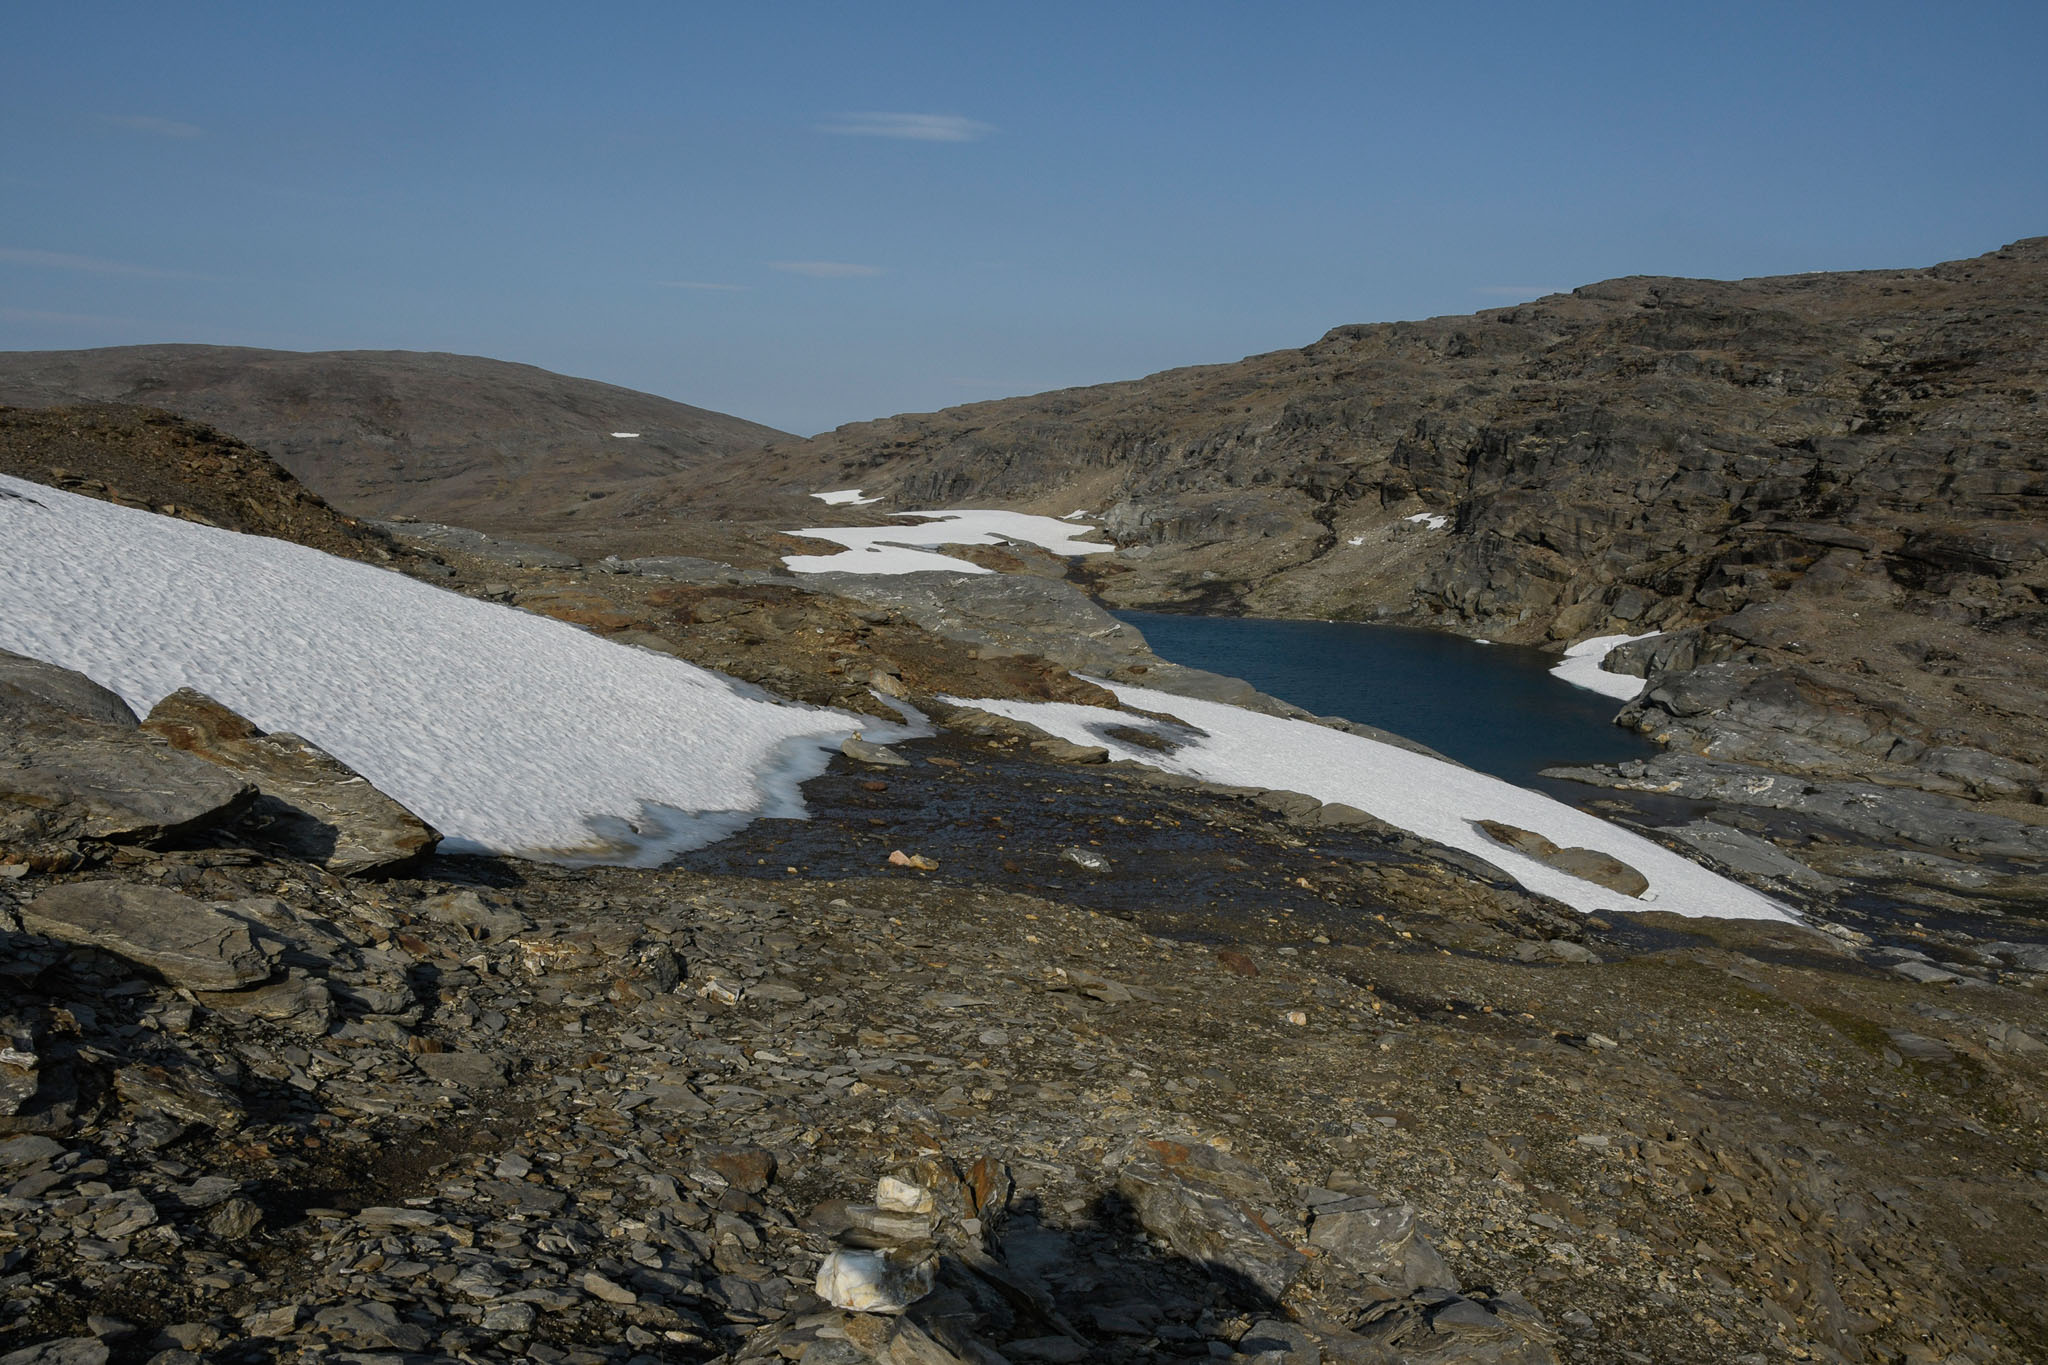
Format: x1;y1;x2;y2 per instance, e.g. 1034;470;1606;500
666;238;2048;811
141;688;439;876
0;655;256;858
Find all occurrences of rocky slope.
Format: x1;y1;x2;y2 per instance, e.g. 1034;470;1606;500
0;346;787;537
1;400;2045;1365
6;624;2048;1365
661;239;2048;813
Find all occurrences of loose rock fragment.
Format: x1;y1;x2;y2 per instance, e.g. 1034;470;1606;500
815;1248;938;1315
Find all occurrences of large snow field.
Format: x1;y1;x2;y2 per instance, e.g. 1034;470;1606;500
950;680;1791;921
784;509;1116;575
0;475;910;866
1552;632;1661;701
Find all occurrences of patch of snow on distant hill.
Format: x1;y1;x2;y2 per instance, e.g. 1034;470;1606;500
812;489;882;505
1404;512;1451;531
948;680;1790;922
609;431;641;438
784;509;1115;575
1552;632;1660;701
0;474;906;866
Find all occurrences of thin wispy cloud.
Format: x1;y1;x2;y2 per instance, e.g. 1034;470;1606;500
768;260;884;279
102;114;203;138
1472;285;1565;299
0;246;209;281
658;280;750;292
818;112;993;143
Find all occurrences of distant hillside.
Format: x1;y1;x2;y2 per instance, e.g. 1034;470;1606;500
672;238;2048;805
696;238;2047;637
0;345;788;537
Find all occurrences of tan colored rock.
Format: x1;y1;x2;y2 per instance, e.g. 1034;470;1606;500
142;688;437;876
1475;820;1648;897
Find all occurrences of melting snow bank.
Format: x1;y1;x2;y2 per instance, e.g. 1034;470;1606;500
0;475;911;866
1404;512;1451;531
947;680;1791;921
1552;632;1661;701
812;488;882;506
784;509;1116;575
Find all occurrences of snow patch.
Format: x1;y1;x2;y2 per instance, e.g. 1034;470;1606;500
1061;509;1090;520
946;680;1790;922
1552;632;1661;701
812;489;883;506
0;475;910;866
1404;512;1450;531
784;509;1114;575
1346;536;1365;547
609;431;641;439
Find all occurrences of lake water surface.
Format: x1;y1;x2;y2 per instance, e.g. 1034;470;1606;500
1116;610;1662;792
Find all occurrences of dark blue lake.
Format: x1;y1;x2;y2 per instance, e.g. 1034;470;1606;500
1116;610;1662;793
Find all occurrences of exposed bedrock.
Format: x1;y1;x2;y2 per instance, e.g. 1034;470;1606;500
690;238;2046;811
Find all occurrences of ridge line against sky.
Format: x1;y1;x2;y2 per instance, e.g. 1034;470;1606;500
3;1;2044;435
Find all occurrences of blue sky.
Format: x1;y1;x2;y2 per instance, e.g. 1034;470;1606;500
4;2;2044;435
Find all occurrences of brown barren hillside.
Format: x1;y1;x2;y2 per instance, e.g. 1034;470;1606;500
0;345;787;539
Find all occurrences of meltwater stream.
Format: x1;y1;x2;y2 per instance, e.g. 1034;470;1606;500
1116;610;1663;797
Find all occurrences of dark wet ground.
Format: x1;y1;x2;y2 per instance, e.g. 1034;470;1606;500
674;730;1470;946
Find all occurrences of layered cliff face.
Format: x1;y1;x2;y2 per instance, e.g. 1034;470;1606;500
694;239;2048;803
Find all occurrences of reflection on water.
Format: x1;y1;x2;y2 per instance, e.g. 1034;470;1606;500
1116;610;1663;792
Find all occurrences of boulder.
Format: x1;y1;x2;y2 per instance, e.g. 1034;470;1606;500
1473;821;1648;897
141;688;438;875
0;716;255;848
1113;1136;1304;1300
22;882;275;991
0;650;138;727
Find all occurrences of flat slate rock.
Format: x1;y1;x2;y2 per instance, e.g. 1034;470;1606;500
22;881;275;991
142;688;438;876
0;715;255;847
1114;1135;1305;1299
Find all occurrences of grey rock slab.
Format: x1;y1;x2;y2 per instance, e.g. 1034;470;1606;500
841;735;910;767
22;882;273;990
141;688;438;876
1891;959;1963;985
0;719;255;847
1546;753;2048;860
1113;1135;1305;1299
1660;820;1841;891
1308;1197;1460;1293
0;650;137;727
0;1134;64;1168
113;1063;245;1131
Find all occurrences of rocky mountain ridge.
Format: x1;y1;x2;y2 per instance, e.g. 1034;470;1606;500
672;239;2048;815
